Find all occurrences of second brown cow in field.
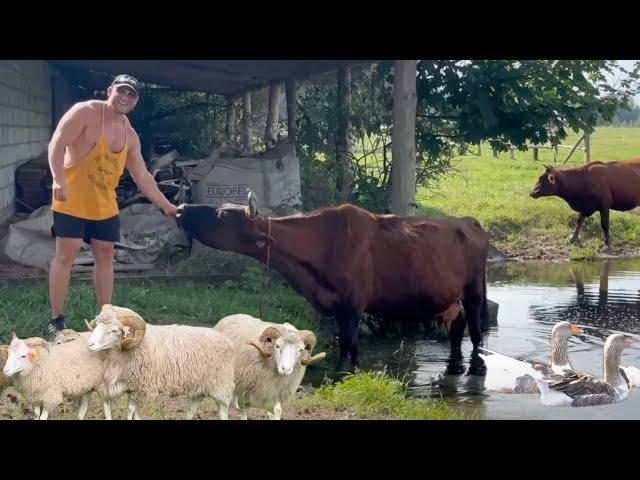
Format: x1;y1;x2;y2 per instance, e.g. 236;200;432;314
530;159;640;250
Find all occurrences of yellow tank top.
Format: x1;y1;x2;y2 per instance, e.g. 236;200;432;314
52;104;129;220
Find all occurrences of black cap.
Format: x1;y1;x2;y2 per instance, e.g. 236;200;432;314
111;74;141;95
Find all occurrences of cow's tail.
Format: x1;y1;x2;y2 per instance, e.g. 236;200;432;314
480;270;489;333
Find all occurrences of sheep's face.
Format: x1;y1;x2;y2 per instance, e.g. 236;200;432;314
273;334;307;377
3;335;49;377
88;318;125;351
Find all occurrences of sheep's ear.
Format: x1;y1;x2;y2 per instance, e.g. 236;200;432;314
28;346;48;365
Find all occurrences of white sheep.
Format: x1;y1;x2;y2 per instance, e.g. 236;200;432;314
213;314;326;420
87;304;236;420
3;333;110;420
0;345;11;397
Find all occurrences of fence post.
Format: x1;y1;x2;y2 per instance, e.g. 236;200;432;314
584;133;591;163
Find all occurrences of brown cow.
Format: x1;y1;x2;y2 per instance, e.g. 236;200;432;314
530;159;640;250
175;193;490;372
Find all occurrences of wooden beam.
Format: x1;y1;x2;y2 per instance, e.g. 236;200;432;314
584;133;591;163
390;60;418;216
242;91;252;153
264;83;282;146
226;97;237;147
286;78;298;141
562;132;585;164
336;65;352;203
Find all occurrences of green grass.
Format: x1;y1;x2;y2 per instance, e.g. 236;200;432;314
417;127;640;253
302;370;476;420
0;267;334;350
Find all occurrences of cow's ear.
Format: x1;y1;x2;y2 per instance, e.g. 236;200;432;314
548;173;555;184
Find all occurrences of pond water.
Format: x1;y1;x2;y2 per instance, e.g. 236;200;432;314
307;258;640;419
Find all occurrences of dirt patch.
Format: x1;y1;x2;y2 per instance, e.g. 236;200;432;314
0;387;357;421
490;239;640;263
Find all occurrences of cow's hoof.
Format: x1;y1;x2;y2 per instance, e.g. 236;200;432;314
335;363;354;375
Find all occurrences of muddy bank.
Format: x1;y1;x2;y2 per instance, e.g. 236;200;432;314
489;240;640;263
0;387;356;421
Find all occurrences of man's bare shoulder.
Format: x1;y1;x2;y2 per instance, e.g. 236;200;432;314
126;123;140;147
67;100;103;118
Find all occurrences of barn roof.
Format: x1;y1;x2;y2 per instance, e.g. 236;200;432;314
49;60;375;96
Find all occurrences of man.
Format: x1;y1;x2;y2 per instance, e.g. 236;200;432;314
47;74;177;333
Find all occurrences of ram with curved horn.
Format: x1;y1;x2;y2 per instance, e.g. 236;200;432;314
214;313;326;420
88;304;235;420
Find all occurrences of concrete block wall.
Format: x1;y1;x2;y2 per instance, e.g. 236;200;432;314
0;60;51;221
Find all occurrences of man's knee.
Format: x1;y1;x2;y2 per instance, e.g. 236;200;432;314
92;242;115;264
54;240;82;266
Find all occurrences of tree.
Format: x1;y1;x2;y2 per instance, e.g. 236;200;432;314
296;60;640;213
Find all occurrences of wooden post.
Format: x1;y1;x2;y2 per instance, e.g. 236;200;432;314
242;91;252;154
286;78;297;142
337;65;352;203
533;147;539;161
264;83;282;147
492;147;498;158
390;60;418;216
225;97;236;147
584;133;591;163
553;144;559;163
510;147;515;159
477;142;482;157
562;132;586;164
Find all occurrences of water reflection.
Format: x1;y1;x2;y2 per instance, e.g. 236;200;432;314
305;257;640;419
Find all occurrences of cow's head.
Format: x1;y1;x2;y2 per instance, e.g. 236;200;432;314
175;191;273;253
530;165;559;198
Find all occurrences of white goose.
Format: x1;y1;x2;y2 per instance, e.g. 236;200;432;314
478;321;583;394
535;333;632;407
620;365;640;388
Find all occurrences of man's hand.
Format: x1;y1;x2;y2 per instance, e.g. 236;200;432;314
52;180;68;202
161;203;178;218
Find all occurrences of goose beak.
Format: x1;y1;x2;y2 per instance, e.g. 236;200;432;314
571;326;584;335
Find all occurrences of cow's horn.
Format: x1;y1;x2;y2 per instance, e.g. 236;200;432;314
248;191;258;218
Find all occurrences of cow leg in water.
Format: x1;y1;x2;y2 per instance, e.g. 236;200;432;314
462;283;485;352
600;208;611;251
568;213;587;245
336;309;360;372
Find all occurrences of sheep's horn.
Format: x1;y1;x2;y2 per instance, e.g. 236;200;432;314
301;352;326;366
115;307;146;350
85;319;95;331
249;339;272;358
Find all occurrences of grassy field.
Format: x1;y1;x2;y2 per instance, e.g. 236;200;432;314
417;127;640;260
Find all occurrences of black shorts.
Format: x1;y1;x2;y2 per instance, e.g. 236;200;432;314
51;211;120;243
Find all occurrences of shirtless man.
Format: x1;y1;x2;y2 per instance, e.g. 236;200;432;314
47;74;177;333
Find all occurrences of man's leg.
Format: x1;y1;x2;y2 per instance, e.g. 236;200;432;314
49;236;83;331
91;239;115;308
88;215;119;309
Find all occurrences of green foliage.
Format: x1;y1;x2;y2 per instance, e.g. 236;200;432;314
308;370;476;420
